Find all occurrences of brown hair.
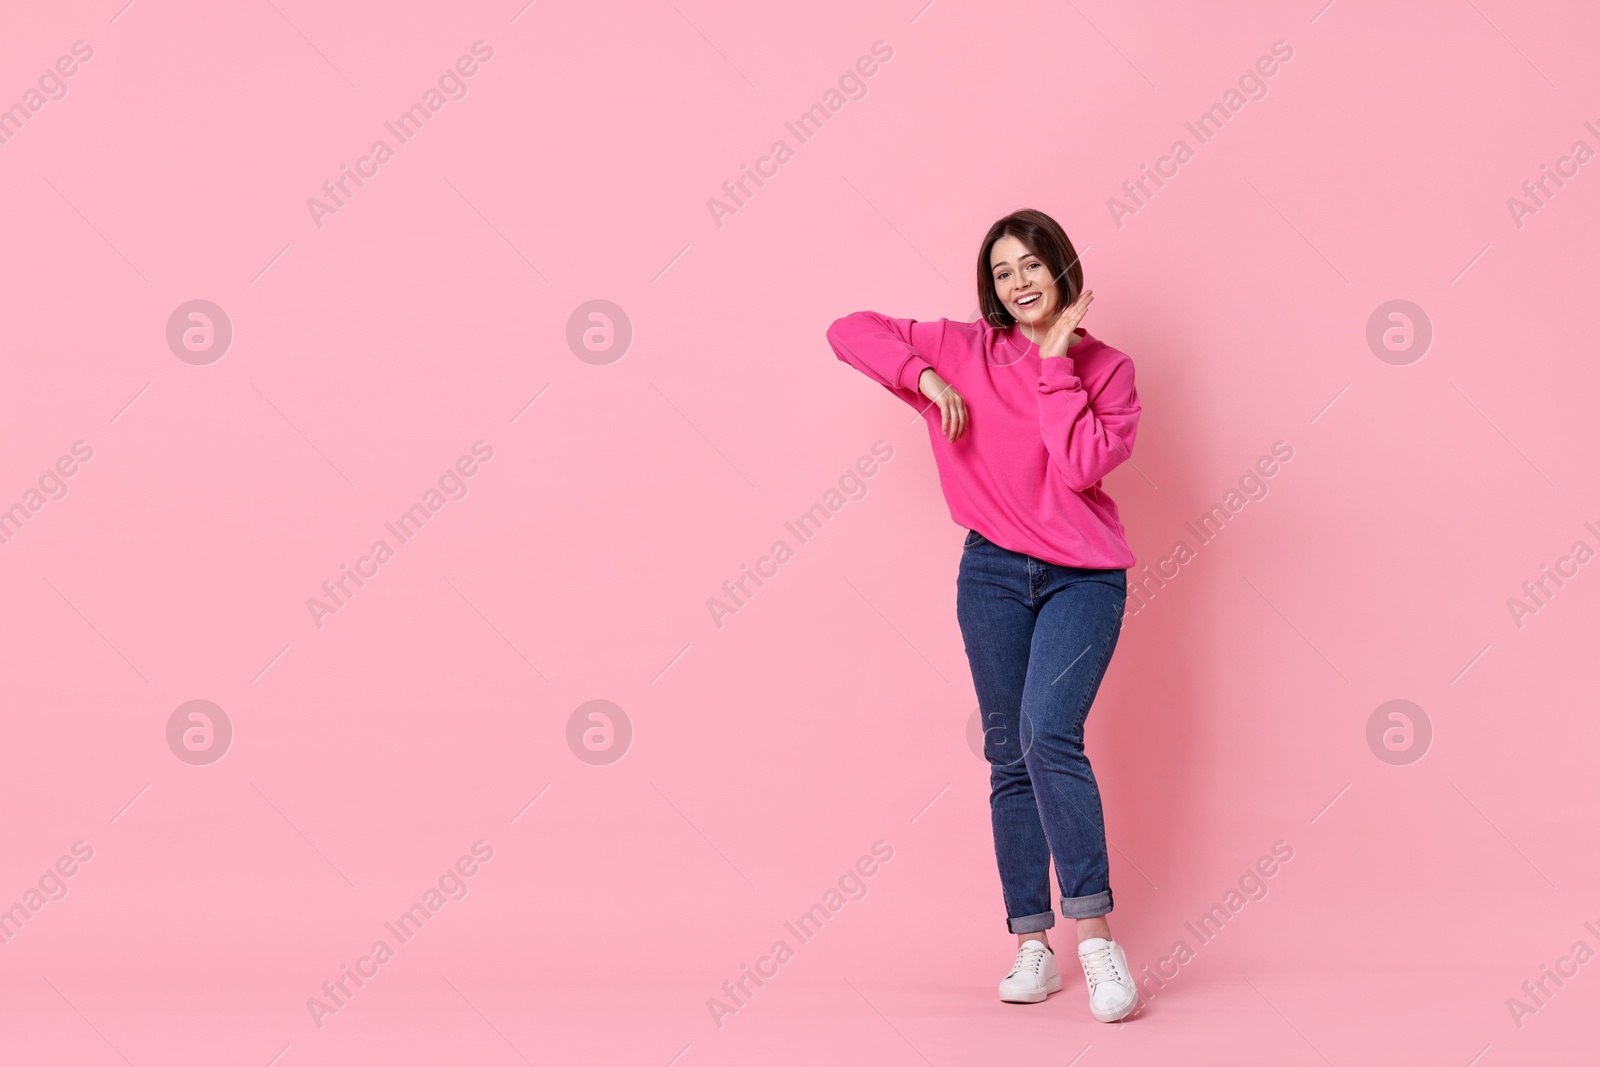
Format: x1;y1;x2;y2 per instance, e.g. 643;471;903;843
976;209;1085;329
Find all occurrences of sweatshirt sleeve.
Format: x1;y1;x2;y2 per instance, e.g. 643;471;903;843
1037;351;1139;493
826;311;949;407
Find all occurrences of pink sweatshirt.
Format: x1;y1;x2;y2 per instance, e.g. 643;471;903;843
827;311;1140;569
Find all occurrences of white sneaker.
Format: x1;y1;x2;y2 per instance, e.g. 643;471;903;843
1076;937;1138;1022
999;939;1062;1003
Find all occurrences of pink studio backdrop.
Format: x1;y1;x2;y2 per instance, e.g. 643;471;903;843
2;0;1597;1064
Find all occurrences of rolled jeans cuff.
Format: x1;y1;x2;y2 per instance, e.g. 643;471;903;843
1006;910;1055;934
1060;889;1113;919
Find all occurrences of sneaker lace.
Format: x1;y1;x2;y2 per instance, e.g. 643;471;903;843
1080;943;1120;989
1011;943;1047;978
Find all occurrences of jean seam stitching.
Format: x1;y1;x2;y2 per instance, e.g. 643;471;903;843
1057;590;1119;897
1068;599;1117;736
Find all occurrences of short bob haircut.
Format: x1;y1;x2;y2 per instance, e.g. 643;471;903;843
976;209;1085;330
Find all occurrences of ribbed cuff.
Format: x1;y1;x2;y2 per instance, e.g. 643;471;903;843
1037;355;1080;391
899;354;933;392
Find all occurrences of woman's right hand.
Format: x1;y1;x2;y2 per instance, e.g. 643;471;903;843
918;368;968;442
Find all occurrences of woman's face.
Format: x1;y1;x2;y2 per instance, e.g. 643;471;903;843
988;235;1060;328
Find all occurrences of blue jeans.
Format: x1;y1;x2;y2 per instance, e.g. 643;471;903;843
956;529;1127;933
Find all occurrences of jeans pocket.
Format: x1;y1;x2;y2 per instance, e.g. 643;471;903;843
963;529;987;551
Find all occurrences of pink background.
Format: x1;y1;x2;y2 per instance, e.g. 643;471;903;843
3;0;1598;1063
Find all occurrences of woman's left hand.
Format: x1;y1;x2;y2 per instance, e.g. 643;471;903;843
1038;288;1094;359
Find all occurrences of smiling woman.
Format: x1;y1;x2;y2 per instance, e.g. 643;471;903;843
827;207;1144;1023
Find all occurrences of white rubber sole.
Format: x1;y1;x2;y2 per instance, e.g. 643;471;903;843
999;973;1063;1003
1089;991;1139;1022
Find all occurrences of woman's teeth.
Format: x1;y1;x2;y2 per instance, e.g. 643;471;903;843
1016;293;1041;307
